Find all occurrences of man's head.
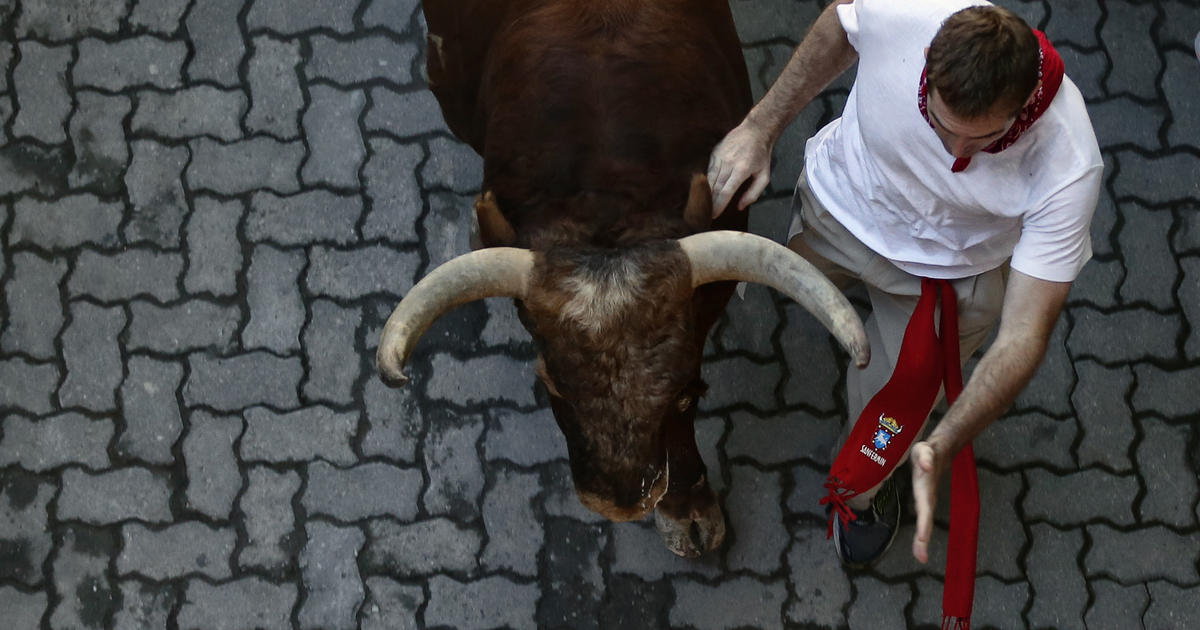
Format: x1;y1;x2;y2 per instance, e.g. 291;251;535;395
924;6;1039;158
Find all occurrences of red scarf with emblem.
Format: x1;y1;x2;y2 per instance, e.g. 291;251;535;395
918;29;1065;173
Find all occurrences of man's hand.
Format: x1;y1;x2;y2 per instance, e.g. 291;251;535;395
707;122;773;218
911;440;947;564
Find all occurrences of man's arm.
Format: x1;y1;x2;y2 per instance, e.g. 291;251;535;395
910;269;1072;563
708;0;857;216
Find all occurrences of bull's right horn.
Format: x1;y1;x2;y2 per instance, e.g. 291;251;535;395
377;247;535;387
678;231;870;368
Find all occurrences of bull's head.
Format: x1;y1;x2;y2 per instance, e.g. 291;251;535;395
377;179;869;529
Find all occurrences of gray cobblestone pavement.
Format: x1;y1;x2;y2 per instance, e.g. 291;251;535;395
0;0;1198;628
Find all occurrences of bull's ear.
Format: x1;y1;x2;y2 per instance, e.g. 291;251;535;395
683;173;713;232
473;190;516;249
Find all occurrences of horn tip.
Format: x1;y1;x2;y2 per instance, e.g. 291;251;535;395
379;370;411;389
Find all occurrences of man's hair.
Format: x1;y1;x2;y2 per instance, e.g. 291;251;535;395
926;6;1040;119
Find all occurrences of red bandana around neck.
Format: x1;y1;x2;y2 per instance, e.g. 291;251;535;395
918;29;1065;173
821;278;980;629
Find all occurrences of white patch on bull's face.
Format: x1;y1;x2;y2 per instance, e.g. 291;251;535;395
558;258;645;334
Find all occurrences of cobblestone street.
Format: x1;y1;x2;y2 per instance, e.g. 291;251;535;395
1;0;1199;628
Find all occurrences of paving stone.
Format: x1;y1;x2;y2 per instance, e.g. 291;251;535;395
671;575;788;630
1084;578;1149;630
974;468;1025;580
16;0;124;39
537;518;606;630
1070;257;1121;311
184;196;244;296
1113;151;1200;206
362;138;424;242
362;376;423;463
1024;468;1137;526
1085;524;1200;584
1072;361;1135;471
12;42;71;143
421;136;483;194
183;411;242;519
1183;258;1200;359
248;190;362;246
1003;0;1045;31
1059;48;1107;102
0;586;46;630
362;577;423;630
183;353;303;412
185;0;244;86
0;142;71;196
1136;418;1198;528
912;574;1027;630
1086;97;1165;150
237;467;301;572
480;468;541;576
247;35;304;138
59;302;124;412
68;249;183;302
0;93;10;143
730;0;820;46
306;244;419;298
362;0;421;33
133;86;246;141
427;352;538;408
1101;1;1161;99
1024;524;1087;629
58;468;172;525
785;521;851;628
844;575;909;630
0;358;60;414
366;88;448;137
49;525;117;630
1144;581;1200;629
701;355;781;412
1;253;67;359
307;35;417;85
0;472;56;585
1067;306;1182;363
300;521;366;630
1117;205;1178;310
611;521;722;580
303;300;361;404
1088;158;1119;259
726;409;840;466
714;280;781;361
1131;364;1200;418
1012;317;1073;416
1164;51;1200;149
12;195;124;251
1045;0;1102;48
423;413;486;520
786;463;829;519
541;460;609;524
242;245;306;353
975;410;1075;470
480;297;529;347
0;413;113;473
113;579;176;630
247;0;357;34
726;465;787;574
74;37;185;90
1178;206;1200;253
302;86;367;189
241;406;357;465
362;518;482;576
421;189;474;268
426;575;539;630
117;357;183;464
781;312;843;414
177;578;296;630
304;461;422;521
484;407;567;465
129;0;189;34
118;522;235;580
600;575;673;630
187;137;304;195
0;42;9;91
127;299;241;354
69;91;131;193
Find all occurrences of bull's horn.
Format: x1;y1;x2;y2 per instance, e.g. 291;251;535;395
377;247;535;386
678;231;870;367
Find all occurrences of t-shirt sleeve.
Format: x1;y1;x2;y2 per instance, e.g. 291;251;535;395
836;0;863;51
1011;164;1103;283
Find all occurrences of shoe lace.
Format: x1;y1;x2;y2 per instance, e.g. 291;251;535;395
820;477;860;539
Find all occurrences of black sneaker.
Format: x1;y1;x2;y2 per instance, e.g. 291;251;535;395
831;475;901;569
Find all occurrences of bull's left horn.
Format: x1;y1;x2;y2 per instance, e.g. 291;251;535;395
678;231;870;368
377;247;535;387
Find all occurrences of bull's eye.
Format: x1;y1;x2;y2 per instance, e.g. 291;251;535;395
676;395;693;412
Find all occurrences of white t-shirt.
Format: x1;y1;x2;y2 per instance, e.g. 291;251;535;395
804;0;1103;282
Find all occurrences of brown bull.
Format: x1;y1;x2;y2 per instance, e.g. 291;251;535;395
378;0;869;557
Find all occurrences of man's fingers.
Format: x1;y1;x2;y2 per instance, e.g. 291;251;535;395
911;443;936;564
738;171;770;211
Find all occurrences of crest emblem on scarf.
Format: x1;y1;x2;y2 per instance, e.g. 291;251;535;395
873;413;903;450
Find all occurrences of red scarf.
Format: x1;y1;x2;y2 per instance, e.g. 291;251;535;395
821;278;980;629
918;30;1065;172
